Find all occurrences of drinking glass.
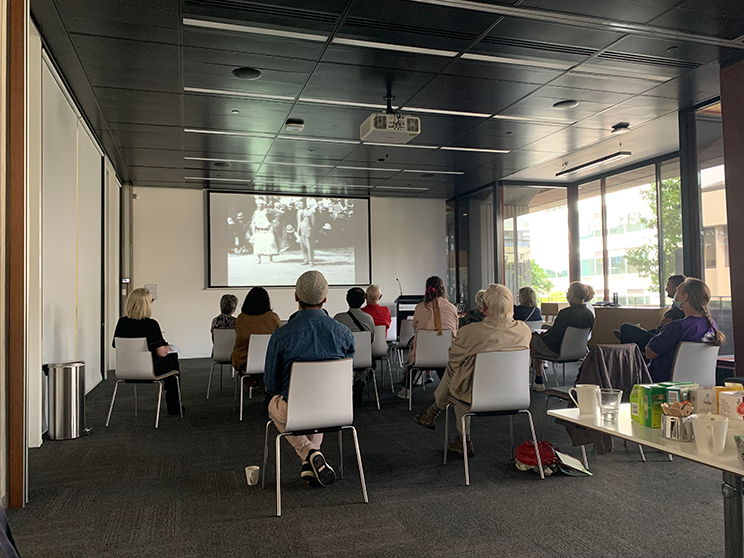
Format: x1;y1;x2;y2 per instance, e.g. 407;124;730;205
599;388;623;421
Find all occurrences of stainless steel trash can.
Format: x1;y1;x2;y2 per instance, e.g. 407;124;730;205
45;361;86;440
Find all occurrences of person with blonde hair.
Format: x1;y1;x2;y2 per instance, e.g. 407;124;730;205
398;276;458;400
413;284;531;456
361;284;392;335
513;286;542;323
646;277;725;382
530;281;594;392
113;288;182;415
459;289;487;328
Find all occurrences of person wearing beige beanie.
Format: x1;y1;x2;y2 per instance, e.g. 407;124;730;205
264;270;355;487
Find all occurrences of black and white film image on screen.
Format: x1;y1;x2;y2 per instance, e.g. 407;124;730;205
210;192;370;287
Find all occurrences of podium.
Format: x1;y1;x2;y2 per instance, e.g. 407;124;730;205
395;295;423;338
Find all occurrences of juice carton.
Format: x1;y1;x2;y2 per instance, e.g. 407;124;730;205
719;391;744;421
635;384;666;428
664;383;698;404
690;387;717;414
716;387;743;412
630;385;643;424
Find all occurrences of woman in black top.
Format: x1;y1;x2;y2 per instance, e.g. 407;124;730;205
113;288;182;415
513;287;542;322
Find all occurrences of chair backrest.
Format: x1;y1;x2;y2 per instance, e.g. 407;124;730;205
372;325;388;358
525;320;543;332
387;317;397;342
114;337;155;380
414;329;452;368
245;334;272;375
399;319;414;346
285;359;354;431
469;350;531;413
557;327;592;361
213;328;236;363
671;341;720;384
352;331;373;370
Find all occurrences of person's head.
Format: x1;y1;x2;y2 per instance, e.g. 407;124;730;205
220;294;239;316
424;276;446;304
482;284;513;320
517;286;537;308
475;289;487;311
295;270;329;309
124;288;152;320
666;274;686;299
256;198;266;209
346;287;366;309
584;284;595;303
365;284;382;306
241;287;272;316
675;278;726;346
566;282;589;304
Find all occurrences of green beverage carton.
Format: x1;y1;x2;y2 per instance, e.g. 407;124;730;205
639;384;666;428
630;385;643;424
663;382;698;404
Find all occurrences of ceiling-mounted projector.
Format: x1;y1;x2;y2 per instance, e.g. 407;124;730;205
360;113;421;144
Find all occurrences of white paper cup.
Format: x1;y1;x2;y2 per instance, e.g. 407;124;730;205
245;465;260;486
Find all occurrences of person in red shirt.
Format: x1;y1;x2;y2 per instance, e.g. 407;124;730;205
362;284;391;335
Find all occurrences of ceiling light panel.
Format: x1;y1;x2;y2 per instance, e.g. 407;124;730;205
184;128;276;139
362;142;439;149
402;169;465;175
184;86;296;102
404;106;492;118
441;146;510;153
184;157;262;164
555;151;632;177
277;135;360;145
332;37;458;57
183;18;329;43
185;176;254;183
299;97;390;110
461;52;573;71
337;166;402;172
376;186;430;191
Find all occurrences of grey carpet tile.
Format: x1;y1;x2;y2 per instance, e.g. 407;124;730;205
8;357;726;557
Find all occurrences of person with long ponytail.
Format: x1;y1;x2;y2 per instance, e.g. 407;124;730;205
398;276;458;400
645;277;725;382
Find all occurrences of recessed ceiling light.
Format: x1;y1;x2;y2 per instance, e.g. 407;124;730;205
307;149;316;153
611;121;631;134
505;131;513;136
232;67;262;80
666;45;679;52
231;109;240;114
552;100;579;109
284;118;305;132
441;146;510;154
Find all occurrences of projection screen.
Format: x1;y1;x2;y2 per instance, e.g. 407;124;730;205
208;192;371;288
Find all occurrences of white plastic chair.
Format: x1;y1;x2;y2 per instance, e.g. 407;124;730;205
261;358;368;516
671;341;720;385
353;331;380;410
525;320;544;332
106;337;182;428
389;319;414;371
408;330;453;411
234;334;271;421
443;349;544;484
207;329;236;399
538;327;591;386
372;325;395;393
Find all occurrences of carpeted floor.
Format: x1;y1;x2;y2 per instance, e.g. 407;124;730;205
9;358;724;558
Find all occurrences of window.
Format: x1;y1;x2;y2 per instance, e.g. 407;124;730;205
578;180;604;299
704;227;717;268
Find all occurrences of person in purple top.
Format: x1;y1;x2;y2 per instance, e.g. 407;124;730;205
646;277;726;382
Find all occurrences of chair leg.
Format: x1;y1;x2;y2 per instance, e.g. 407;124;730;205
261;420;272;489
509;415;514;459
668;454;673;462
542;394;550;440
386;357;395;393
338;430;344;480
462;414;471;486
219;364;224;394
521;409;545;480
240;378;245;422
206;362;216;399
369;368;380;411
581;445;589;470
638;444;647;462
155;381;163;428
233;375;239;411
443;404;451;465
176;376;183;418
347;426;368;504
105;380;121;427
133;384;138;417
276;433;283;517
408;367;415;411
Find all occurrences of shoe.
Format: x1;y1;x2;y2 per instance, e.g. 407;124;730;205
301;461;320;486
414;407;439;430
532;381;546;393
425;372;434;384
397;388;410;400
308;450;335;487
613;329;622;341
449;436;475;458
414;373;423;386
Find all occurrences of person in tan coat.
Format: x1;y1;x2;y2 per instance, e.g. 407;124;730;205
231;287;282;372
413;283;531;457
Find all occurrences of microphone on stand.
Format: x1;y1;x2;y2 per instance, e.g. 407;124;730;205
396;278;403;297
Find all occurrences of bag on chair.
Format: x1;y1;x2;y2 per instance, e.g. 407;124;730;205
515;440;559;476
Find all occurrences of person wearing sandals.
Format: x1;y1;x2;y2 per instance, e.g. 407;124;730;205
413;284;531;457
264;270;355;488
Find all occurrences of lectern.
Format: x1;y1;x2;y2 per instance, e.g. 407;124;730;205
395;295;423;338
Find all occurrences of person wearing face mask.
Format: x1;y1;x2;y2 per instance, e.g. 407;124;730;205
531;282;595;392
613;275;686;352
645;277;725;382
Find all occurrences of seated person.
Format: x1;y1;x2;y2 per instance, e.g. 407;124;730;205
645;277;725;382
413;284;531;457
211;294;238;333
113;288;182;415
361;284;391;334
231;287;282;372
334;287;376;404
531;281;595;392
615;275;686;352
459;289;487;328
264;271;355;488
398;275;458;400
513;286;542;323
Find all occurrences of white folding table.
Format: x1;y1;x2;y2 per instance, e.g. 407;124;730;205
548;404;744;558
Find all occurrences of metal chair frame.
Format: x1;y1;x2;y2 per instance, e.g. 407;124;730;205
207;329;236;399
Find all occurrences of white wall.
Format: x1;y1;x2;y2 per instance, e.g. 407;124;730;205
133;188;446;358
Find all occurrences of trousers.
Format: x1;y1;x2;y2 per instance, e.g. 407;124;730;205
618;323;656;352
435;367;471;436
268;395;322;461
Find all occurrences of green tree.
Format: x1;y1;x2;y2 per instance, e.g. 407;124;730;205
625;177;682;290
521;259;554;296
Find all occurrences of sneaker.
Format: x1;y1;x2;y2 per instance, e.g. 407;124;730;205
397;387;410;400
449;436;475;458
308;450;335;487
414;374;423;386
613;329;622;342
301;461;318;486
532;380;546;393
414;406;439;430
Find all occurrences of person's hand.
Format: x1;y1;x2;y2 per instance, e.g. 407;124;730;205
155;345;170;358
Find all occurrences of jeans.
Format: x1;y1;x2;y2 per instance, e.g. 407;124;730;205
618;323;657;353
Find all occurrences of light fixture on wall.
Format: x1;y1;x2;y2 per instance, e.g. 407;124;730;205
555;151;632;177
